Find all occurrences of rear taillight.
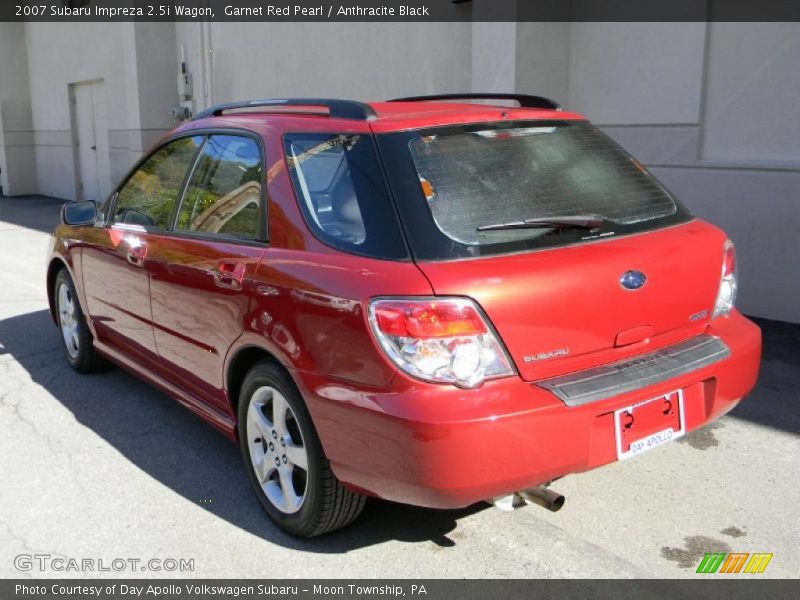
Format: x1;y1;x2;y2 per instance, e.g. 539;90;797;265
712;239;738;318
368;297;514;388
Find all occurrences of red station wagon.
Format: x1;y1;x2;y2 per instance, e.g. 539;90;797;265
47;94;762;537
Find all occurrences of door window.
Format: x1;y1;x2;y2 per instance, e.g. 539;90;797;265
175;135;263;240
112;136;204;228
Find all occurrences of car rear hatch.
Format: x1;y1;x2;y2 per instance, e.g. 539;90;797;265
376;118;725;380
416;220;725;381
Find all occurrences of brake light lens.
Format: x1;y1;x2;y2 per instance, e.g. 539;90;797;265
712;239;737;318
368;298;514;388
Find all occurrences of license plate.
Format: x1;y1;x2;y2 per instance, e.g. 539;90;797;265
614;390;685;460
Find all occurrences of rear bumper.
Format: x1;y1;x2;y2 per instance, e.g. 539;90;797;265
294;311;761;509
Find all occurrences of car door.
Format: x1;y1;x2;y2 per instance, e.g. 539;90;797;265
147;133;266;409
80;135;204;363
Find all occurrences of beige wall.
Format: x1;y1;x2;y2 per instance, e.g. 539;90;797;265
567;23;707;124
515;22;571;103
18;22;176;200
555;22;799;323
175;22;472;108
26;22;126;199
0;23;36;196
700;23;800;163
1;17;798;321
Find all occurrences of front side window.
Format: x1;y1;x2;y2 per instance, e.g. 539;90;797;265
283;133;408;260
112;136;203;228
176;135;263;240
378;121;691;260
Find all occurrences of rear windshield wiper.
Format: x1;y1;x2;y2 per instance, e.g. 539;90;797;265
477;215;607;232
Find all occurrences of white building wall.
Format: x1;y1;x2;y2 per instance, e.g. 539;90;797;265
514;22;571;103
558;22;800;323
472;22;516;91
567;23;707;125
2;18;798;321
26;22;126;200
700;23;800;163
174;22;471;113
654;167;800;323
23;22;177;200
0;23;37;196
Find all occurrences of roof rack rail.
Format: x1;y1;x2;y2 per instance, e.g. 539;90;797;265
192;98;377;121
389;93;561;110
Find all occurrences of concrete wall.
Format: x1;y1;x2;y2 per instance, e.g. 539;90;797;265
551;22;799;323
26;22;125;200
700;23;800;164
567;23;707;125
2;18;798;321
654;167;800;323
0;23;37;196
174;22;472;110
21;22;177;200
15;20;471;198
515;22;571;103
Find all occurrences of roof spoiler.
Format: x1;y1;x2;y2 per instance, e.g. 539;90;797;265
389;93;561;110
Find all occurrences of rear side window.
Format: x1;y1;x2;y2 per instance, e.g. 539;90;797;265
112;136;203;228
176;135;263;240
283;133;408;260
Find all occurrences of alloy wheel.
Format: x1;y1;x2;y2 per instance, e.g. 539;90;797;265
246;386;309;514
57;281;80;359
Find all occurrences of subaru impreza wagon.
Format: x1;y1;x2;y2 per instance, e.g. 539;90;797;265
47;94;761;537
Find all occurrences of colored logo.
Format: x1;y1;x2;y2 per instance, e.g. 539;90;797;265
696;552;773;574
620;270;647;290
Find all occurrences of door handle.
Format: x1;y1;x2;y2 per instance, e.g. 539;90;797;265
213;261;246;290
126;241;148;267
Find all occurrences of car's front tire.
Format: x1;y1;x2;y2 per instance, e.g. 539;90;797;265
54;269;104;373
238;360;366;537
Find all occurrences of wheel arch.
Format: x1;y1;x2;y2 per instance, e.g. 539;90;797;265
226;344;297;432
46;257;71;324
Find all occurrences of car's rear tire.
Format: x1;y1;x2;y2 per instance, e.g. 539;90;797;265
238;360;366;537
54;269;105;373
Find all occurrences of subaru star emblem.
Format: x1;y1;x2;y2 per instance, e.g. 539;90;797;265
620;270;647;290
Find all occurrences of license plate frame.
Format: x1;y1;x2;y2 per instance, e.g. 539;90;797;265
614;390;686;460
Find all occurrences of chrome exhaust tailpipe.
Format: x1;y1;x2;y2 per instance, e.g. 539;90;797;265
491;486;565;512
519;486;565;512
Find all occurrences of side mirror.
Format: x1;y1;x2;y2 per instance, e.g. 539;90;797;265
62;200;97;226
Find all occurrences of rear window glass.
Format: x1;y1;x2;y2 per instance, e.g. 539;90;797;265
408;122;677;246
283;133;408;260
376;120;691;260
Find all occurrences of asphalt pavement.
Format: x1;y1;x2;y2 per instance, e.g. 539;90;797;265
1;195;797;579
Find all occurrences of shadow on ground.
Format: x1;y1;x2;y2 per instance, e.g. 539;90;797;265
0;308;486;552
2;310;797;553
0;195;66;233
727;317;800;436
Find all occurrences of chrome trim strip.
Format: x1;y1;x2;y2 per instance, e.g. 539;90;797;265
536;335;730;407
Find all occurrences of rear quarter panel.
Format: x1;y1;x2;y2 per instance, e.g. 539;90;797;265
238;250;433;388
227;114;433;388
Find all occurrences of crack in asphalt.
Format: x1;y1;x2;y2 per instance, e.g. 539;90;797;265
0;518;71;578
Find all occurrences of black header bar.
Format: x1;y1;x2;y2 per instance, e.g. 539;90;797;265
3;578;796;600
3;0;800;22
